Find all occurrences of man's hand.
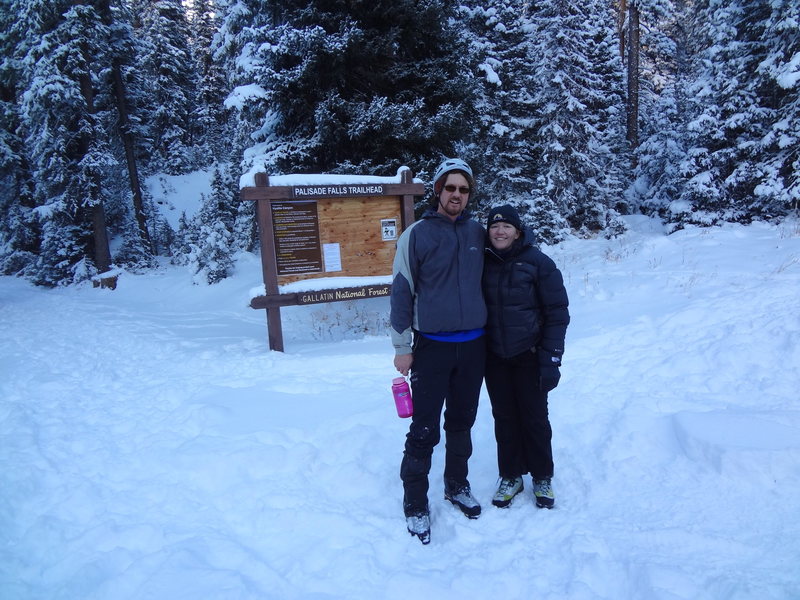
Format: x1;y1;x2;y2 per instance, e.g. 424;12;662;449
394;353;413;376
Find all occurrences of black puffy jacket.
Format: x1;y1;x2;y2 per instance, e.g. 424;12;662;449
482;229;570;359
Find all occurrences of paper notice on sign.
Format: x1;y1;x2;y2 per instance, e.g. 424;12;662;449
272;201;323;275
323;243;342;272
381;218;398;241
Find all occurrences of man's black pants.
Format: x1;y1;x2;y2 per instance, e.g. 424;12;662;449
400;335;485;514
484;349;554;480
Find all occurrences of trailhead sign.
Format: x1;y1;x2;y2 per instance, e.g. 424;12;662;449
241;167;424;351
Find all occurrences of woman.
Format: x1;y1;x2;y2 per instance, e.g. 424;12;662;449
482;204;570;509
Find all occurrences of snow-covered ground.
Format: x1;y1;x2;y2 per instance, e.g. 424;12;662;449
2;216;799;599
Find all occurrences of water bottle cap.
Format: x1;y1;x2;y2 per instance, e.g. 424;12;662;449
392;377;406;385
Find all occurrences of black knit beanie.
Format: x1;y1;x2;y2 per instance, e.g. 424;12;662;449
486;204;522;231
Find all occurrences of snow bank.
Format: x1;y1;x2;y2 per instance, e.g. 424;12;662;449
1;217;799;599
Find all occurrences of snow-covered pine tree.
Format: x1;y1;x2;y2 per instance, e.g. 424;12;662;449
193;184;236;284
137;0;194;175
18;0;117;285
683;0;762;225
147;206;176;257
171;211;197;265
190;0;258;257
113;210;158;272
217;0;473;185
630;0;693;219
750;0;799;217
582;0;630;221
527;0;628;240
216;158;258;254
188;0;228;168
212;0;273;161
459;0;539;213
0;0;39;276
192;218;234;284
675;0;797;228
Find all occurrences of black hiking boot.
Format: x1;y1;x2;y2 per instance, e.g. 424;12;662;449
405;510;431;545
444;480;481;519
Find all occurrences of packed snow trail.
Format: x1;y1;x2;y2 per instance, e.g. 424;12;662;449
2;219;799;599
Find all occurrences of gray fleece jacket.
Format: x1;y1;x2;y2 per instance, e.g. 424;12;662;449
389;209;487;355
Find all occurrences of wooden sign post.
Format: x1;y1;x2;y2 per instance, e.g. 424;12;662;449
241;167;424;351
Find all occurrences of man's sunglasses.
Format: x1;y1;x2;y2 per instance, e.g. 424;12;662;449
443;184;471;194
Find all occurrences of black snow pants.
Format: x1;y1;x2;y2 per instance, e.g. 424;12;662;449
400;334;486;515
484;348;554;480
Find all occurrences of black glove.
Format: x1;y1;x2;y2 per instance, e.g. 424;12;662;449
538;348;563;392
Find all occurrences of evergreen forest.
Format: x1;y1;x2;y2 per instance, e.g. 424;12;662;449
1;0;797;286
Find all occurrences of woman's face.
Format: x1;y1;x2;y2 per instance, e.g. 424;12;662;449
489;222;520;251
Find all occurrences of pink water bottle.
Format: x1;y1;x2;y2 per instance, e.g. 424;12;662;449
392;377;413;418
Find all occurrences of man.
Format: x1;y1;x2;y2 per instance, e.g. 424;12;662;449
390;158;487;545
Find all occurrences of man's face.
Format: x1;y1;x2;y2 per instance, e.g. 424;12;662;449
437;173;471;220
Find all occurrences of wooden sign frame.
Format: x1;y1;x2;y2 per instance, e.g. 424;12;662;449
241;167;423;351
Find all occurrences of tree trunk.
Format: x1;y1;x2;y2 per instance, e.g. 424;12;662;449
97;0;153;254
78;62;113;274
111;62;153;253
92;201;113;274
626;2;640;150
